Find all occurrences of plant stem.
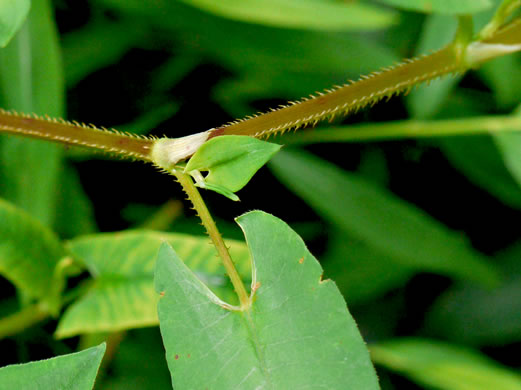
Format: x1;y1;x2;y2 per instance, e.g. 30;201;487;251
0;109;154;161
139;199;183;230
216;46;463;139
174;171;250;309
277;115;521;144
0;303;49;340
1;18;520;164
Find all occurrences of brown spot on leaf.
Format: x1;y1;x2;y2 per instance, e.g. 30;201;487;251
175;354;179;360
159;291;165;297
187;354;191;358
298;257;304;264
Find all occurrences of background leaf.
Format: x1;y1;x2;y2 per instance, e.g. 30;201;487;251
269;149;499;286
492;106;521;188
0;0;65;227
440;135;521;209
425;241;521;346
156;211;379;389
178;0;396;31
0;198;65;299
322;230;413;305
371;338;521;390
0;0;30;47
376;0;492;14
96;329;171;390
56;230;250;338
0;343;105;390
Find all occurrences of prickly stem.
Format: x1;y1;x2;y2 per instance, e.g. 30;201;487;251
0;109;154;161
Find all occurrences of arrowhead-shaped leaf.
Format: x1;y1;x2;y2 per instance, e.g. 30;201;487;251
56;231;250;338
155;210;379;389
0;343;106;390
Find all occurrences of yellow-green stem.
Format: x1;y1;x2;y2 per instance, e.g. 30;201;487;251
0;303;49;340
277;115;521;144
174;171;250;309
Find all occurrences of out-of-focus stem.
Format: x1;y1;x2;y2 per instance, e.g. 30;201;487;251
0;303;49;340
277;115;521;144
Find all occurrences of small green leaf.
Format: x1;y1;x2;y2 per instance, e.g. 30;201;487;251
155;211;379;389
0;0;30;47
376;0;492;14
0;198;65;300
179;0;395;31
371;338;521;390
185;135;281;200
56;230;250;338
270;149;499;287
0;343;106;390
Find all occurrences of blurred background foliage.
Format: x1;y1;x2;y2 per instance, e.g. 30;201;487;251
1;0;521;389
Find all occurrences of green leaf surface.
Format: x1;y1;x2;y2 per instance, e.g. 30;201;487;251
0;0;30;47
376;0;492;14
0;0;65;227
185;135;281;200
155;210;379;389
371;338;521;390
56;230;250;338
269;149;499;286
0;198;65;299
179;0;395;31
0;343;106;390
